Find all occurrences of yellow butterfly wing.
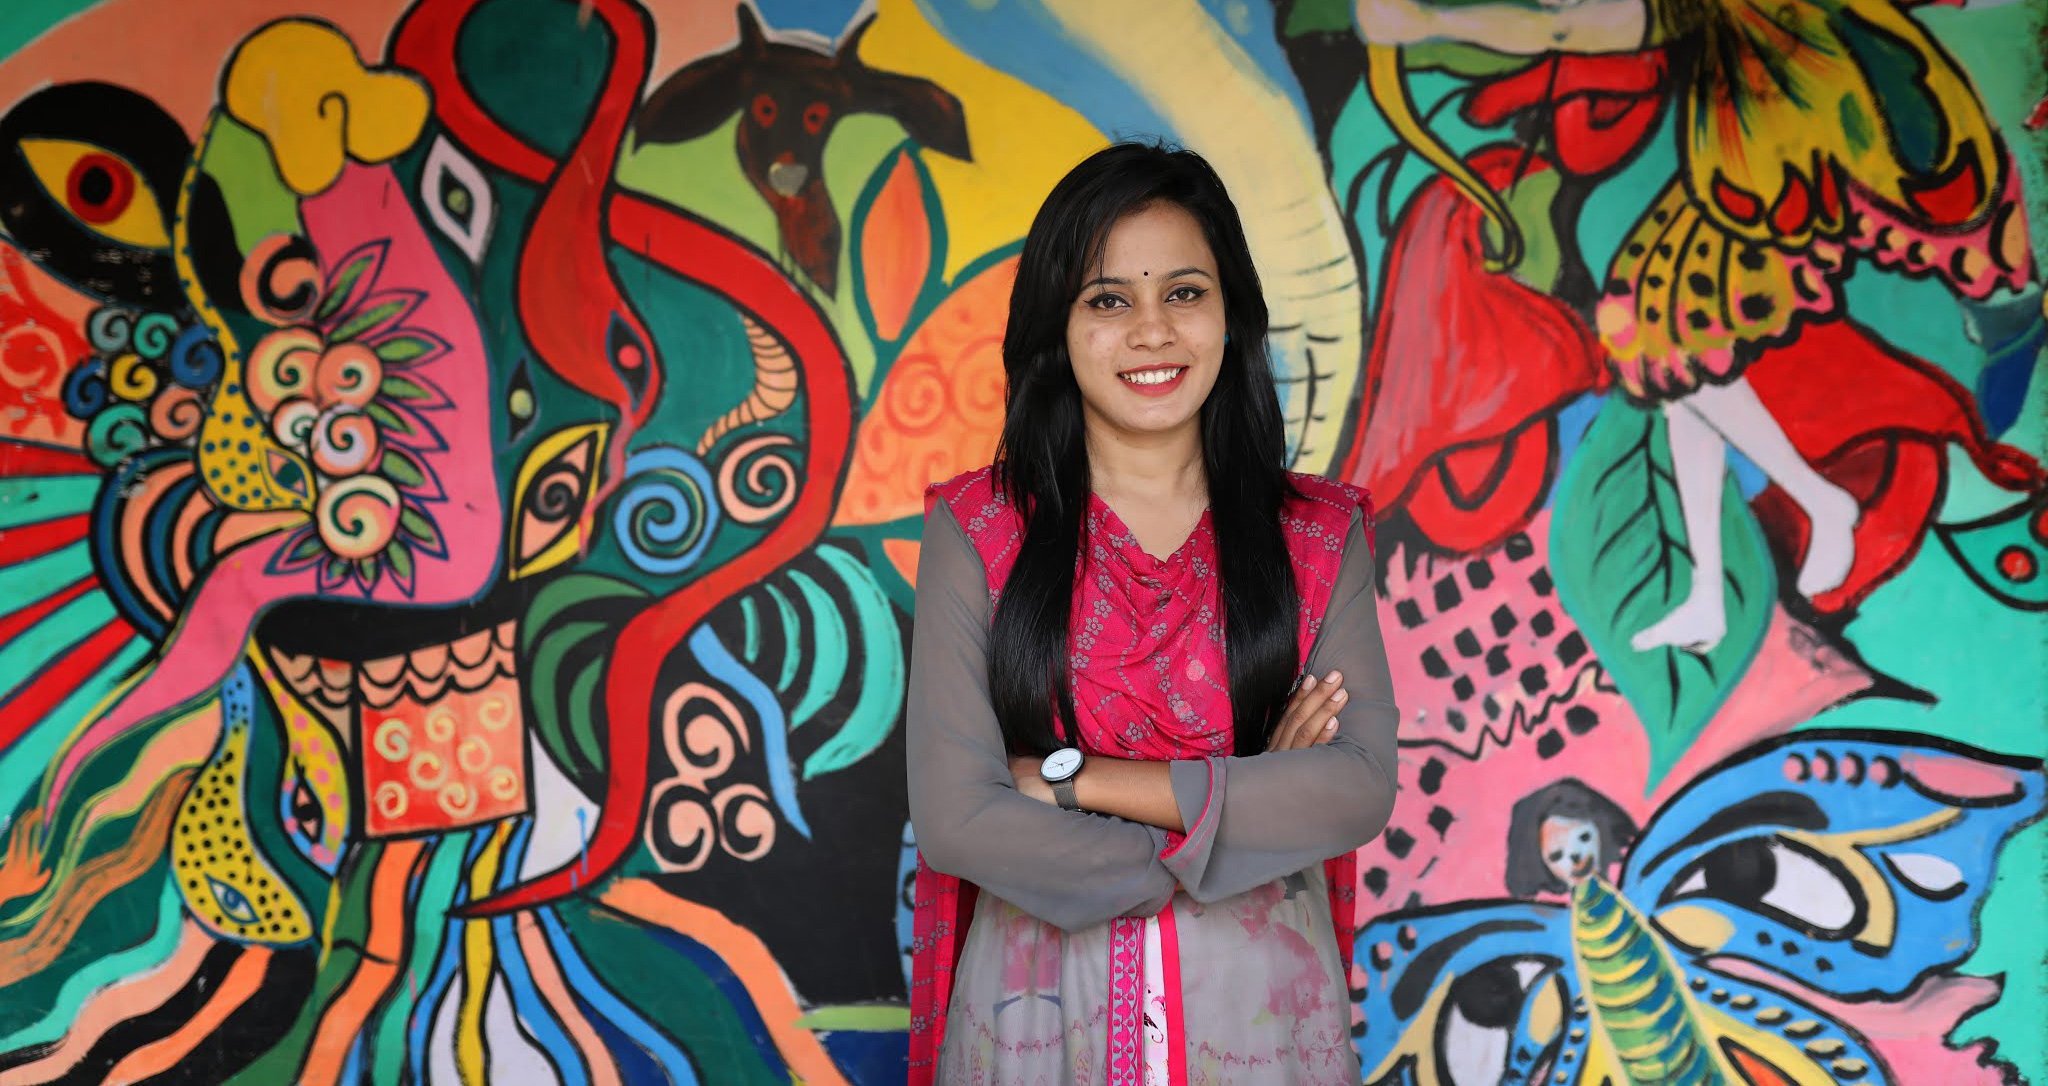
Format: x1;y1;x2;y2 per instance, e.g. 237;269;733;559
1669;0;2000;246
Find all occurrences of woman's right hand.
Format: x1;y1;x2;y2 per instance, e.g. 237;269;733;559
1266;670;1348;752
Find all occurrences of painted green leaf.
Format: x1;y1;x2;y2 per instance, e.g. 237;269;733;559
522;574;650;786
316;249;378;321
1548;398;1774;784
399;505;442;550
372;333;445;365
330;296;411;343
364;400;417;439
798;544;907;780
380;374;434;402
384;541;414;583
286;533;327;563
379;449;427;489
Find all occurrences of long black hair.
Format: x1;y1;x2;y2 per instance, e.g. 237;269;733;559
989;141;1299;759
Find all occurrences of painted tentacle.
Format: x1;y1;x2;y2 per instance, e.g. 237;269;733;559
697;314;798;455
1365;42;1524;273
394;0;856;916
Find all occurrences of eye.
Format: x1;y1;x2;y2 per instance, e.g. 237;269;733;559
287;764;326;845
752;93;778;127
419;135;495;267
1085;293;1127;311
803;101;830;134
206;875;260;925
1438;959;1566;1086
1167;284;1207;303
1547;850;1563;862
1663;838;1860;936
17;137;170;248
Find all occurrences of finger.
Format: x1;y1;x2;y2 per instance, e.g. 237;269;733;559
1271;684;1322;750
1274;681;1349;752
1281;673;1345;741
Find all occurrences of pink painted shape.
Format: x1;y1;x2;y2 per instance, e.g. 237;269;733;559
45;162;503;810
1898;752;2029;803
1651;608;1872;807
1714;960;2016;1085
1357;508;1876;913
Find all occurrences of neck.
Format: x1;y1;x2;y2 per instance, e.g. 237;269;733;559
1084;420;1205;504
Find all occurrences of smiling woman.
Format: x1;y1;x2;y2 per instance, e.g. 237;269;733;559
905;142;1402;1085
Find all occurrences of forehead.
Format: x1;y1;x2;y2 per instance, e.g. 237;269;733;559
1093;202;1215;271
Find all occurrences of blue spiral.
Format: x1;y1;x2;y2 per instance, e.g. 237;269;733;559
613;446;720;575
62;362;110;419
168;324;223;388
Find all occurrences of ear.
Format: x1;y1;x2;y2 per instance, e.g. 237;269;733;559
835;12;875;66
855;69;972;161
735;3;768;52
633;50;751;147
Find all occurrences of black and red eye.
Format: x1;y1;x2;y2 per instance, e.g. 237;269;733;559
803;101;830;134
752;93;778;127
66;152;135;225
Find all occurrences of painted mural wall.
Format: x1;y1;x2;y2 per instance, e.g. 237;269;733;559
0;0;2041;1082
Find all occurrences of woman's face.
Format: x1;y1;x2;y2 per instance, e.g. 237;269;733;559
1065;201;1227;446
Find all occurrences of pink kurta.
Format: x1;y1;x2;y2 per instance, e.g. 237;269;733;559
908;467;1401;1085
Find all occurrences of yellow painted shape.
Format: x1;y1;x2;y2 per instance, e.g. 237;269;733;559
109;352;157;402
856;0;1104;281
16;137;173;249
458;821;511;1084
176;119;314;513
1654;903;1738;954
509;423;609;579
249;648;352;861
223;19;431;197
172;708;313;945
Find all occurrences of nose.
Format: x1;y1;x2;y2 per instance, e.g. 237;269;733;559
1124;300;1174;350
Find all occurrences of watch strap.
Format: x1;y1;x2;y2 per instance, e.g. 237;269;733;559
1051;776;1080;811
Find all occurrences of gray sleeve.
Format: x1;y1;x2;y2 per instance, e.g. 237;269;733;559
1160;509;1400;902
906;501;1180;931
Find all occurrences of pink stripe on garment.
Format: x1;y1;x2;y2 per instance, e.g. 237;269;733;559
1158;906;1189;1086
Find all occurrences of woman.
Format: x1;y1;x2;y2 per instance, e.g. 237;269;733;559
906;142;1402;1084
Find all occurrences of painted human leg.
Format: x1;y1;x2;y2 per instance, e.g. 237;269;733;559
1683;376;1859;597
1630;398;1730;652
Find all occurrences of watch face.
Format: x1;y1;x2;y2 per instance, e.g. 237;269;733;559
1042;747;1083;782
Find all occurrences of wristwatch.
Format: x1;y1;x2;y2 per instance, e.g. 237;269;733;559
1040;747;1085;811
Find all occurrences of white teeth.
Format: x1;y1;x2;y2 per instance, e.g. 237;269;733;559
1119;368;1184;386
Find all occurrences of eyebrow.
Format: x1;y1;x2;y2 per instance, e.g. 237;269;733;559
1079;267;1215;291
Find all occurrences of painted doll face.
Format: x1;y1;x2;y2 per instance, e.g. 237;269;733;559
1541;814;1601;884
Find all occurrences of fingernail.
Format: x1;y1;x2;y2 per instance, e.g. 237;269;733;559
1324;720;1336;731
1332;690;1348;703
1325;670;1342;683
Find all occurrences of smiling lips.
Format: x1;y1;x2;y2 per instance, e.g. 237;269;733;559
1118;364;1188;396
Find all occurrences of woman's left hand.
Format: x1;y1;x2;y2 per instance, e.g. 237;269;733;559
1009;755;1055;804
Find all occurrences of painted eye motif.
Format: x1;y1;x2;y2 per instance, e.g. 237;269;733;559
419;134;496;267
17;136;171;249
1663;837;1860;936
751;93;777;127
207;874;260;925
803;101;830;135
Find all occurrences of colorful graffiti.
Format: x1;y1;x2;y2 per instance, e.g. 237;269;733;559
0;0;2040;1082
